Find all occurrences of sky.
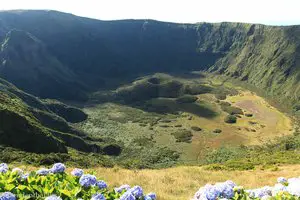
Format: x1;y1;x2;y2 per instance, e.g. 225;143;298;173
0;0;300;25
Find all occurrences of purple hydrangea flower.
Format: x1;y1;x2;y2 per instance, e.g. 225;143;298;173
0;192;16;200
128;186;143;198
50;163;65;173
91;193;106;200
0;163;8;173
96;180;107;189
36;168;50;175
119;191;135;200
272;183;287;196
45;195;62;200
277;177;287;184
115;184;131;193
79;174;97;187
71;168;84;177
145;193;156;200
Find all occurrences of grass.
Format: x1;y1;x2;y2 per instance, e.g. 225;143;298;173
78;82;294;165
171;129;193;143
16;164;300;200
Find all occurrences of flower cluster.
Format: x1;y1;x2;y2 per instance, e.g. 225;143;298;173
116;185;156;200
0;163;157;200
193;180;236;200
0;192;16;200
193;176;300;200
0;163;8;173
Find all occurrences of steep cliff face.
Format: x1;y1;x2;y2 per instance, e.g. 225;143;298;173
0;10;299;104
0;29;88;100
209;25;300;104
0;78;118;154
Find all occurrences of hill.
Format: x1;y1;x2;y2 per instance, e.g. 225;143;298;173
0;10;300;169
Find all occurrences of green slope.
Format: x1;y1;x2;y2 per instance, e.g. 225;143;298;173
0;10;298;106
0;78;121;155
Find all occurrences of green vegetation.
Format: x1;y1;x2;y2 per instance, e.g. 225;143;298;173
213;129;222;133
0;78;118;157
171;130;193;143
220;102;244;115
0;10;300;171
175;95;198;104
224;115;237;123
191;126;202;131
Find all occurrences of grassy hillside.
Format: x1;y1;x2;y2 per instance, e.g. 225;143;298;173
14;164;300;200
209;24;300;106
0;78;121;157
77;73;294;167
0;10;298;106
0;10;300;170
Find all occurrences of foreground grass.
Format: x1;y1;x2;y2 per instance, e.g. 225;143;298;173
18;164;300;200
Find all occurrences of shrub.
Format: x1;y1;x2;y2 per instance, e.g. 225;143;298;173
215;93;227;100
224;115;237;123
245;113;253;117
184;84;213;95
220;103;243;115
176;95;198;104
192;176;300;200
171;129;193;143
213;129;222;133
191;126;202;131
0;163;157;200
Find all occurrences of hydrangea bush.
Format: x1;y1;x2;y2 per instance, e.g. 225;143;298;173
0;163;156;200
192;177;300;200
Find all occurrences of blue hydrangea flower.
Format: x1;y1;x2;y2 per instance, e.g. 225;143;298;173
272;183;287;196
91;193;106;200
115;184;130;193
144;193;156;200
20;173;29;181
50;163;65;173
119;191;135;200
277;177;287;184
203;184;220;200
79;174;97;187
71;168;84;177
288;177;300;184
193;184;220;200
96;180;107;189
128;185;143;198
144;196;152;200
287;179;300;196
45;195;62;200
12;168;23;175
0;192;16;200
224;180;236;188
248;186;272;198
36;168;50;175
0;163;8;173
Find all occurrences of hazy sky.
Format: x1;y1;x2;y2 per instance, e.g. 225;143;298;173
1;0;300;25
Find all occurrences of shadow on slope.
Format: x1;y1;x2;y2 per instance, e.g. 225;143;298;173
91;73;218;119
